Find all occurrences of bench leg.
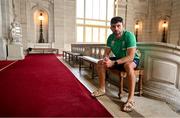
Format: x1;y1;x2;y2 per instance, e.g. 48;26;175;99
91;64;95;79
75;56;79;65
71;55;74;66
79;58;82;72
56;49;59;54
70;54;75;66
138;74;143;96
63;51;66;59
65;52;68;60
118;76;124;99
68;54;71;64
66;53;69;60
73;56;76;66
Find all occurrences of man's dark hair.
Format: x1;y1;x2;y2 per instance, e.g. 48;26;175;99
110;16;123;25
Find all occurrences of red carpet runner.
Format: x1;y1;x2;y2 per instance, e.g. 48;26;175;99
0;54;112;117
0;61;15;71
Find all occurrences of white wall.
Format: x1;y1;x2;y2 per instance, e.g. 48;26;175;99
0;0;4;60
54;0;76;53
125;0;180;45
0;0;2;37
169;0;180;45
1;0;180;54
11;0;76;54
138;42;180;111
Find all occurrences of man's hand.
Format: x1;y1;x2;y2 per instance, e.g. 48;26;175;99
103;58;114;68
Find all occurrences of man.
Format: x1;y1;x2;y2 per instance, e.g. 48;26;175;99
91;16;139;112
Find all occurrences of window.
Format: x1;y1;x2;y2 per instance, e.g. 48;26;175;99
76;0;115;43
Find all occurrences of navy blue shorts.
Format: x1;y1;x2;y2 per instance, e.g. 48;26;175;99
109;57;139;71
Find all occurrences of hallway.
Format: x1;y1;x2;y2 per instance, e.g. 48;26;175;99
0;54;111;117
58;56;180;117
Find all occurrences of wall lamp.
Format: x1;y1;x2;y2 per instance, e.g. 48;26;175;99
161;20;168;43
38;13;45;43
135;21;139;41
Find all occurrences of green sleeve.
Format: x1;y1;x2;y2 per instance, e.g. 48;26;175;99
126;32;136;48
106;34;113;48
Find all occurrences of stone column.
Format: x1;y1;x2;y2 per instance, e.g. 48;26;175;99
0;0;2;37
64;0;76;50
170;0;180;45
0;0;7;60
54;0;65;53
0;0;4;60
54;0;76;53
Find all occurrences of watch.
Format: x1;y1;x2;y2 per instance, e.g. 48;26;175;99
114;60;118;65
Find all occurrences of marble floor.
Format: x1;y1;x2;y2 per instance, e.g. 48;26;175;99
58;56;180;117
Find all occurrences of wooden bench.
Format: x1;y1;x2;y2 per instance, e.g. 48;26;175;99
78;46;105;78
106;50;144;98
63;51;81;66
79;55;143;98
27;48;59;54
106;67;143;99
69;44;144;98
120;68;143;97
79;56;100;79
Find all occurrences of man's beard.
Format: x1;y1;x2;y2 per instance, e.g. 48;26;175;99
113;31;121;36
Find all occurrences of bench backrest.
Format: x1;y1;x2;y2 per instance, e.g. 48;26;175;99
71;43;144;68
136;49;144;69
71;44;106;59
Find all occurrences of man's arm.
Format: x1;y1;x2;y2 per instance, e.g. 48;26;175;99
116;47;136;64
104;47;111;58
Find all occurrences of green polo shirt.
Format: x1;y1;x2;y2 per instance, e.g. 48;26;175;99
107;31;139;60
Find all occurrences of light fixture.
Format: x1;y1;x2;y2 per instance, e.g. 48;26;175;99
39;13;45;21
38;12;45;43
162;21;167;28
161;20;167;43
135;21;139;41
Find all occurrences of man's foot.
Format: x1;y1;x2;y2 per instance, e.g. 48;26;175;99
122;101;135;112
91;89;105;97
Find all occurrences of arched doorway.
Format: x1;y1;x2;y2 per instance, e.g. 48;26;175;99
34;10;49;43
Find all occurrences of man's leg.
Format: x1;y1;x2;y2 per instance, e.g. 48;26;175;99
124;61;136;102
91;60;106;97
121;61;137;112
96;60;106;92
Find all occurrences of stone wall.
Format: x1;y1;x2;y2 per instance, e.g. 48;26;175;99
138;42;180;112
123;0;180;45
169;0;180;45
1;0;180;55
71;42;180;112
0;0;75;54
54;0;76;53
25;0;54;46
1;0;10;39
0;0;2;37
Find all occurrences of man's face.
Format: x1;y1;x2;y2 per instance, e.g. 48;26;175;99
110;22;124;36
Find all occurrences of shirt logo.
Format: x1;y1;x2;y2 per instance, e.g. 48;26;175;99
111;40;115;46
122;41;125;47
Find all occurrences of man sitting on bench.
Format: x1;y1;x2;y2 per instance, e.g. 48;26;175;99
91;16;139;112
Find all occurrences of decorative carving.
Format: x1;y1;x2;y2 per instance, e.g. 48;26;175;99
9;21;22;44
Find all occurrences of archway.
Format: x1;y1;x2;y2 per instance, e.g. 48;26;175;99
34;10;49;43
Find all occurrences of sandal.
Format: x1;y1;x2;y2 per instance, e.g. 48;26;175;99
91;89;105;97
122;101;135;112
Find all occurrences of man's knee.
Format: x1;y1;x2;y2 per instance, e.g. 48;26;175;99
124;62;134;72
97;60;106;68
